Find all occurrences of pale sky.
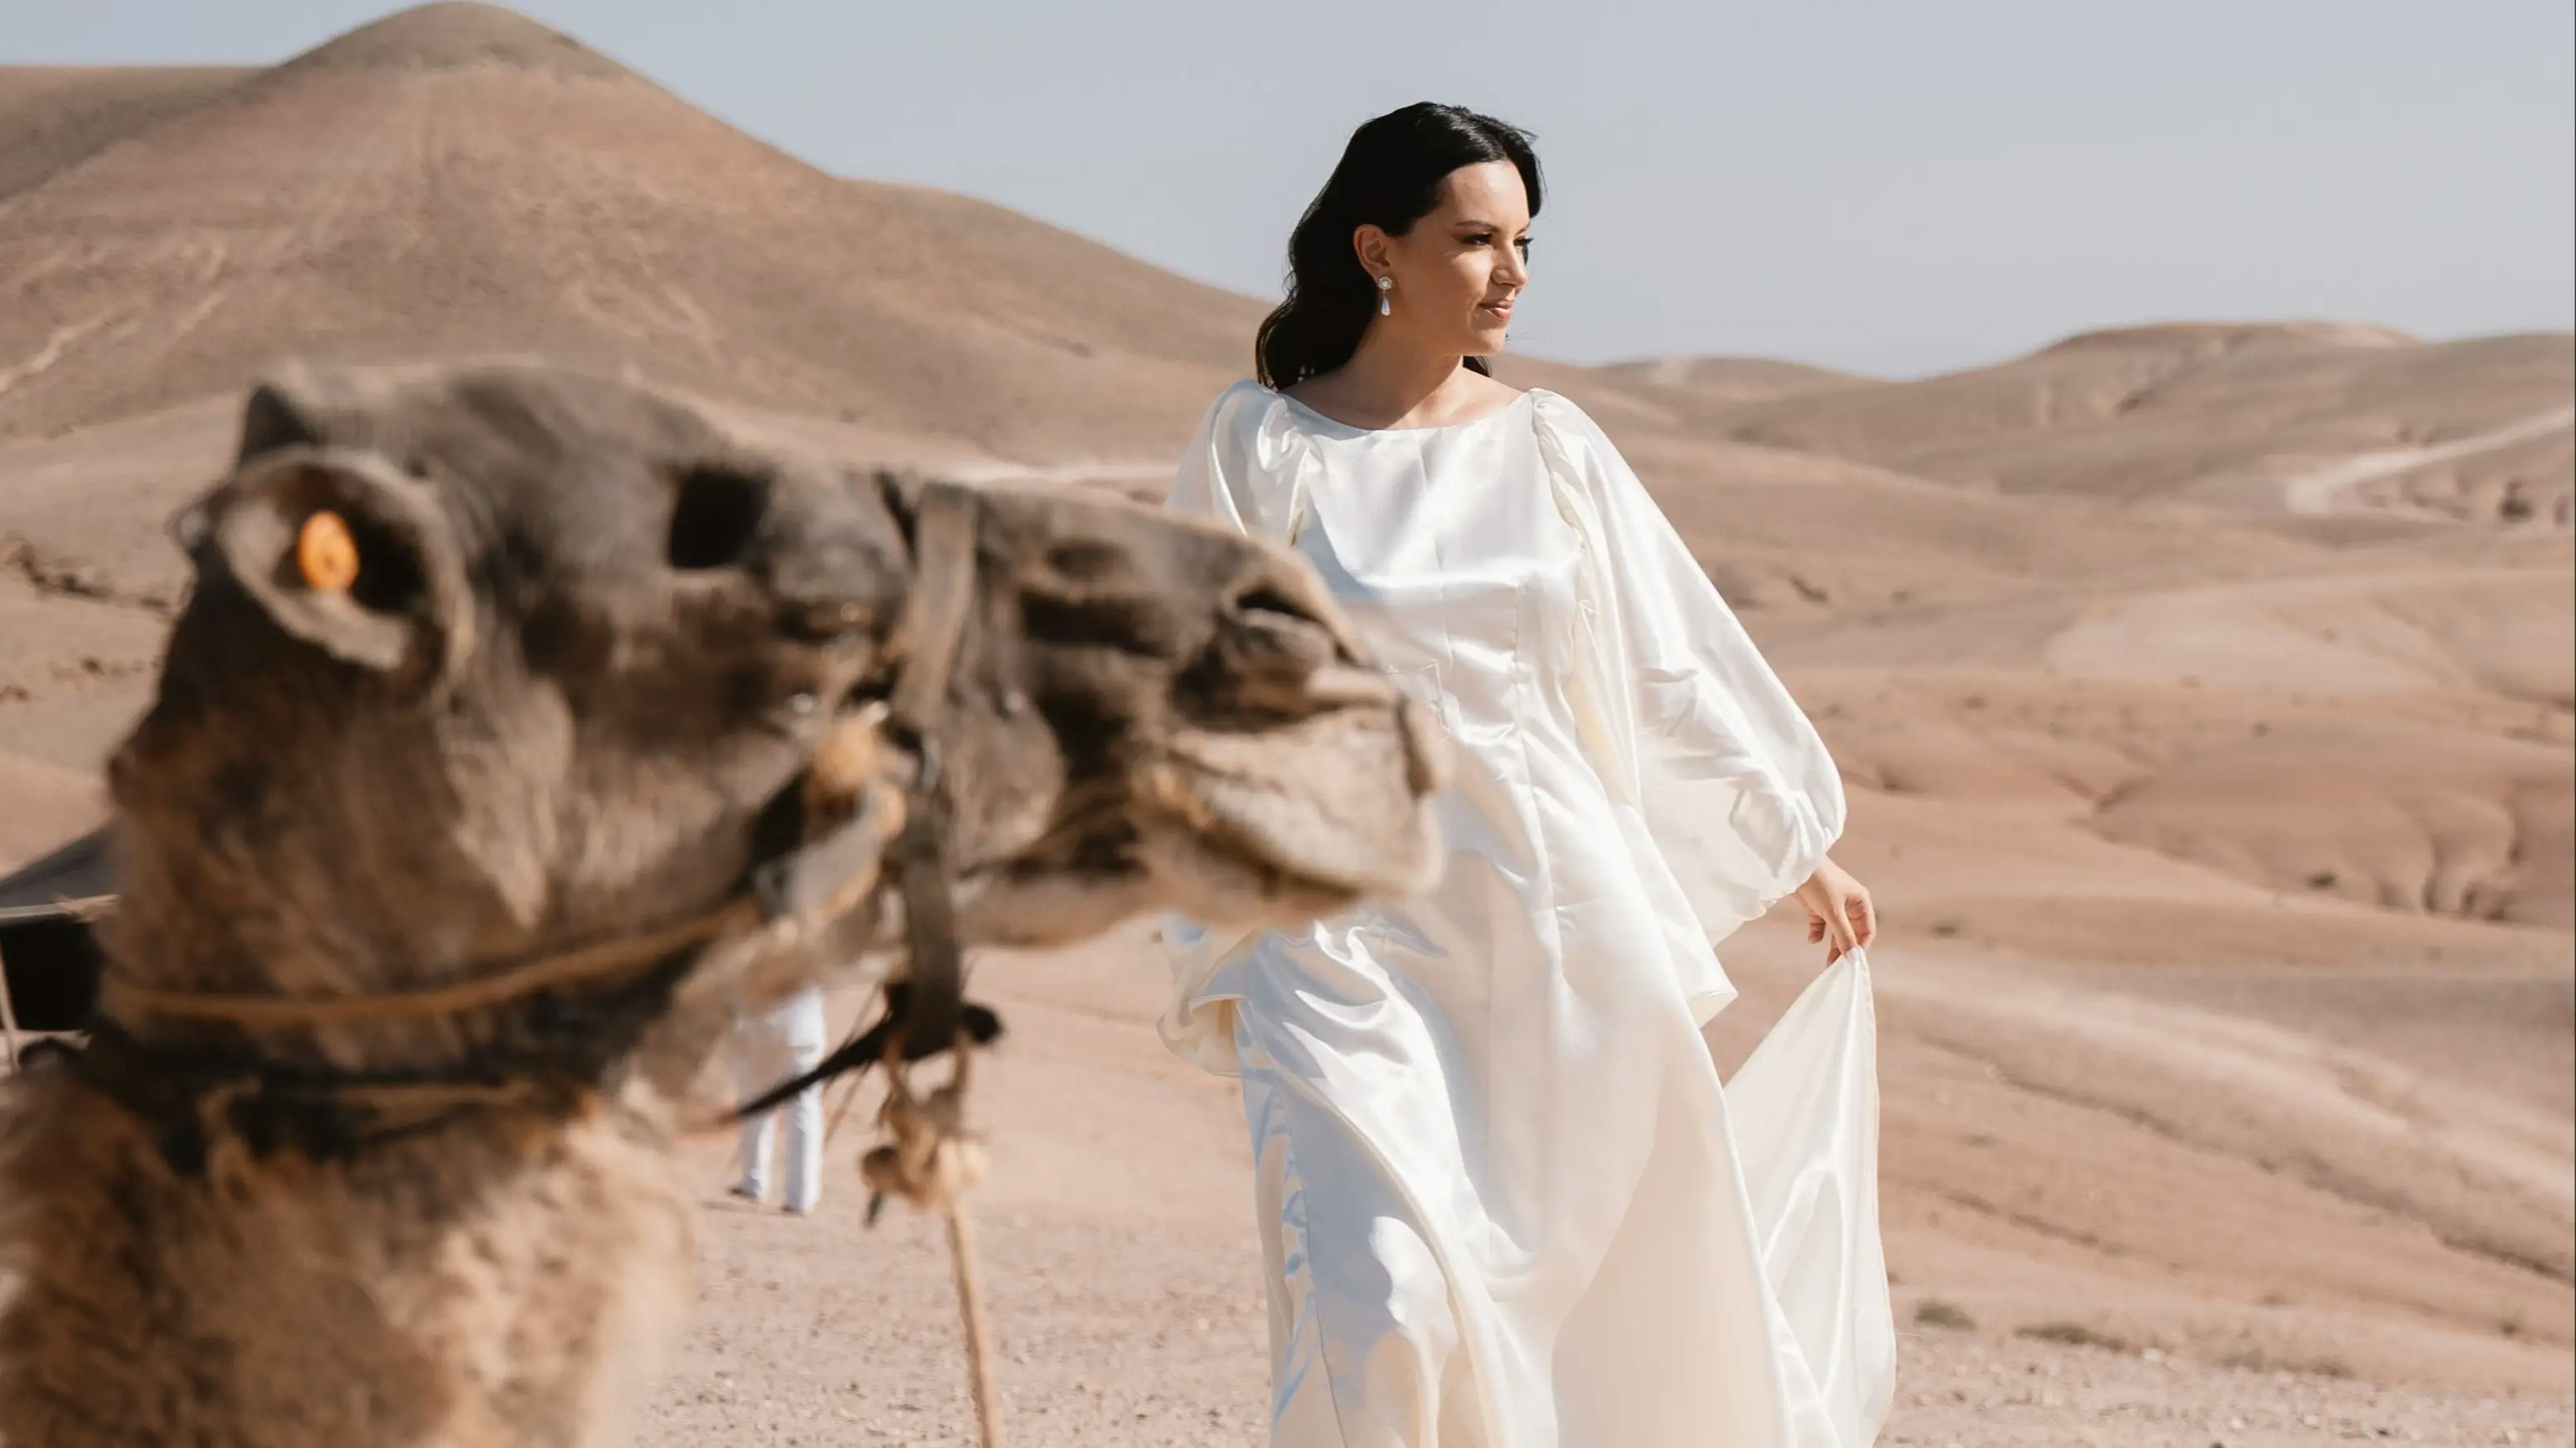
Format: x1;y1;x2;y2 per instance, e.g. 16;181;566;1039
9;0;2573;377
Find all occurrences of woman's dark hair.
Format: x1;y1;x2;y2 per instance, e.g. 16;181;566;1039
1256;103;1542;388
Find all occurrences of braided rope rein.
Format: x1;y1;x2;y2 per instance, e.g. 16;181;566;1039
820;1021;1002;1447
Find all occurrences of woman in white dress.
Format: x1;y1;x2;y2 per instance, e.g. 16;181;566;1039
1161;103;1896;1446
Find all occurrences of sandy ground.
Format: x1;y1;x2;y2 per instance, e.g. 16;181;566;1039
631;929;2573;1448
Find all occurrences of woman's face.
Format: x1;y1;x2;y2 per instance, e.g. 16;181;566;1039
1359;160;1532;357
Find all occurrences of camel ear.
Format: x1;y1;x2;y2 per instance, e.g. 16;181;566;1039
237;376;329;464
170;372;335;552
186;437;474;689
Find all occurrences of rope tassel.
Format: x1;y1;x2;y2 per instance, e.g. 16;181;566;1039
857;1044;989;1219
855;1040;1004;1447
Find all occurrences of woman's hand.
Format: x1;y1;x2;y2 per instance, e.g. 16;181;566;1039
1794;856;1876;965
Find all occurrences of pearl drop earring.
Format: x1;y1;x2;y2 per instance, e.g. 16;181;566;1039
1376;274;1393;316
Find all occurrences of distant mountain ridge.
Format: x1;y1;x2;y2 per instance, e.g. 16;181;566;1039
0;3;1260;458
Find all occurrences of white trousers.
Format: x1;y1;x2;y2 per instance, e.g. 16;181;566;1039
733;985;829;1212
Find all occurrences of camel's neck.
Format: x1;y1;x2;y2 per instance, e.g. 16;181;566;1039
0;1067;697;1448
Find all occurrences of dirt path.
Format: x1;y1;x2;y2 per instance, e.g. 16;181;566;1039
2280;406;2575;516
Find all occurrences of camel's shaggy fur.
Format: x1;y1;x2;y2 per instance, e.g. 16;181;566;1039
0;362;1442;1446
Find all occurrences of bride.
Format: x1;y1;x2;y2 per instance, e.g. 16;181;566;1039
1159;102;1896;1446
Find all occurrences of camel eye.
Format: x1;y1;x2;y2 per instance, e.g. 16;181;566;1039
667;464;769;571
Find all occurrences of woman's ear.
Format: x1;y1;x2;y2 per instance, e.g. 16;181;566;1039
1352;223;1394;280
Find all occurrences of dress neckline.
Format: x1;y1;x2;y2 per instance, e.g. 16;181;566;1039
1271;386;1536;440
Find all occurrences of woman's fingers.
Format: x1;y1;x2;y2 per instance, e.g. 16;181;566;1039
1817;897;1856;966
1825;896;1861;951
1797;865;1878;965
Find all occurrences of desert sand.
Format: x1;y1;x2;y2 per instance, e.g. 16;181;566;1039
2;5;2569;1444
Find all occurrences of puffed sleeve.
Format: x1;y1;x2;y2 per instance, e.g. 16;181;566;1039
1163;380;1306;543
1534;392;1845;944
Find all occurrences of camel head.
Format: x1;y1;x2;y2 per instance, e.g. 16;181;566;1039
95;361;1443;1071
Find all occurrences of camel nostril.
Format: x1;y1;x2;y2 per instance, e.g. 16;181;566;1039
1218;596;1337;688
1233;584;1318;624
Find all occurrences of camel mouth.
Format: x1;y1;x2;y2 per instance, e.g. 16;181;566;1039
1137;667;1449;926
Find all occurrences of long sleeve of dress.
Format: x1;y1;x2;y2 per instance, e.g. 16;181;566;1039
1153;382;1311;1071
1533;392;1845;946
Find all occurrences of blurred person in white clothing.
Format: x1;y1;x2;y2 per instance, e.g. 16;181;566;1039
729;983;828;1213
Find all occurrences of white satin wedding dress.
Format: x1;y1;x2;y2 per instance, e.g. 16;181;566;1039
1161;381;1894;1447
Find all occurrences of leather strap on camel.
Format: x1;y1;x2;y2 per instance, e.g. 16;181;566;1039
843;482;1008;1447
